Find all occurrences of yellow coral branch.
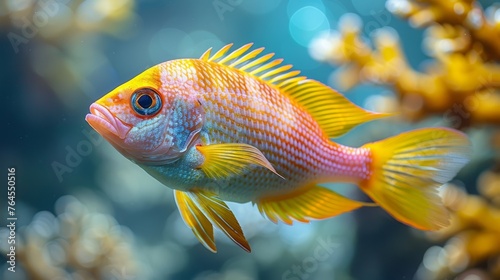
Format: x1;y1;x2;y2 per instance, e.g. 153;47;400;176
387;0;500;60
310;8;500;126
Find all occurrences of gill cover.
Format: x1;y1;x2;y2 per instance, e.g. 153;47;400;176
146;97;205;165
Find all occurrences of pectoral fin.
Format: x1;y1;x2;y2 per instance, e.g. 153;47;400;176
196;143;283;179
174;189;251;252
257;185;371;225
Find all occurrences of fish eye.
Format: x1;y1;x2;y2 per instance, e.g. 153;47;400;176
131;88;162;116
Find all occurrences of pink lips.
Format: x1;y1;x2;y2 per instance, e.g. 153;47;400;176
85;103;131;139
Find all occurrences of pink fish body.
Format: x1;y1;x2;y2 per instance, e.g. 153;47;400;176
86;43;471;252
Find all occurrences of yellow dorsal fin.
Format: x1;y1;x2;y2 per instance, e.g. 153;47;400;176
257;185;372;225
199;47;212;61
200;43;389;138
285;79;390;137
175;189;251;252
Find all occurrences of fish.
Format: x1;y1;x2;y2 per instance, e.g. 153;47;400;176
85;43;471;252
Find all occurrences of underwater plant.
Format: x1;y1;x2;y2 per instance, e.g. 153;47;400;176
0;196;139;280
415;169;500;279
310;0;500;128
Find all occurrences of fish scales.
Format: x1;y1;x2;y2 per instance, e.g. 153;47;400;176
165;59;372;201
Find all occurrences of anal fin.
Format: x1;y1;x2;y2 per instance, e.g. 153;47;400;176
257;185;369;225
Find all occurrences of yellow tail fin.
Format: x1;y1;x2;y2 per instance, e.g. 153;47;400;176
360;128;471;230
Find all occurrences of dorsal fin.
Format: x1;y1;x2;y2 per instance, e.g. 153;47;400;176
200;43;390;138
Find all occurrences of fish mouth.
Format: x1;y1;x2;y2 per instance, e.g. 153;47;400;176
85;103;132;139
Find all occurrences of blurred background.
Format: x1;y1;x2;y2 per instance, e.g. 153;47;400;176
1;0;499;279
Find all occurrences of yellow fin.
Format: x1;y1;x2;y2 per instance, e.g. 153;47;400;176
174;190;216;252
199;47;212;61
360;128;471;230
200;43;388;138
257;185;368;225
175;190;251;252
196;143;283;179
194;191;251;252
285;79;390;137
207;43;233;62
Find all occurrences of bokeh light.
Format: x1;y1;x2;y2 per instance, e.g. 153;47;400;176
289;6;330;47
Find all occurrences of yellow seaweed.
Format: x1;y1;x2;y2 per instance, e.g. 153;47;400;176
310;0;500;127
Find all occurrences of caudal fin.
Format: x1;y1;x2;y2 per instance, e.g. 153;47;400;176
360;128;471;230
